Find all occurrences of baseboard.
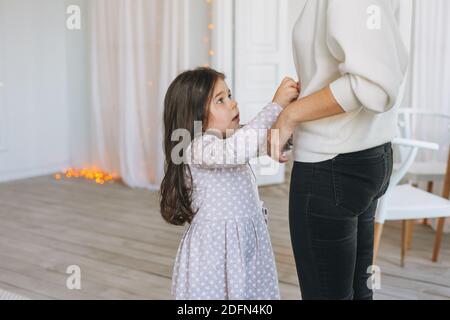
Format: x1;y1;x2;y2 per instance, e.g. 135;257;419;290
0;162;70;183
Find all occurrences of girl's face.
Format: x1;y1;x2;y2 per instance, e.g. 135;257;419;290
205;79;240;135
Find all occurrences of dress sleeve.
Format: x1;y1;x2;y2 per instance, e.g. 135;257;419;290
187;103;283;168
326;0;409;113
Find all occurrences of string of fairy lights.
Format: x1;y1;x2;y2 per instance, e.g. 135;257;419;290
55;168;117;185
206;0;215;67
55;0;216;185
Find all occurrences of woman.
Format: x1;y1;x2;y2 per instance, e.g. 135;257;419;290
269;0;408;300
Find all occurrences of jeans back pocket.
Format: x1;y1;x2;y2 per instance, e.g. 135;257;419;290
332;152;386;216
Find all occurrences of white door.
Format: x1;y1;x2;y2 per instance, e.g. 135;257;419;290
234;0;303;186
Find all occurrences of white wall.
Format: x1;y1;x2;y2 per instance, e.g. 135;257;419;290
64;0;91;168
0;0;71;182
0;0;214;183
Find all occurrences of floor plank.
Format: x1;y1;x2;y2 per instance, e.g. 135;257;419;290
0;175;448;300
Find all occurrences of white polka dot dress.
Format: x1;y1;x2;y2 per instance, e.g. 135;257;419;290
171;103;283;300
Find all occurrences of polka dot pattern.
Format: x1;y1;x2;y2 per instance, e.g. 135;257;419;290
172;103;283;300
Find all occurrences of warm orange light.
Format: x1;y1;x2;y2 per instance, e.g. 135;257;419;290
56;167;118;185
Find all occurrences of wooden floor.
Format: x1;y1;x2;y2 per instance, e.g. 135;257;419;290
0;175;449;300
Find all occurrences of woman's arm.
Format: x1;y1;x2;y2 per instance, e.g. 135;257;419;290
282;86;344;126
268;86;344;162
326;0;408;114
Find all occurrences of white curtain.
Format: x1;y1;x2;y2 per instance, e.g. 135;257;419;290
408;0;450;161
90;0;187;189
406;0;450;231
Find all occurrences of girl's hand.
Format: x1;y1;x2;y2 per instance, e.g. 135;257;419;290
267;107;297;163
272;77;300;108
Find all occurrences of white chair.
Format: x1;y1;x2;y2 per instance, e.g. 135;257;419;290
396;108;450;188
374;138;450;267
395;109;450;249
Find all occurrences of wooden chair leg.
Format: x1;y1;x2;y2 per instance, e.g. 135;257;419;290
401;220;411;267
406;220;415;250
431;149;450;262
432;217;446;262
373;223;384;265
423;181;434;225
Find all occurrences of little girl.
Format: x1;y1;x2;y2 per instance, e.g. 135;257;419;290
160;67;299;300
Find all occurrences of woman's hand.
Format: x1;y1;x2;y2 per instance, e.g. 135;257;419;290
272;77;300;108
268;86;346;162
267;107;297;163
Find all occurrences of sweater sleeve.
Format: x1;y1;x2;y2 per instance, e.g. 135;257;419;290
326;0;409;114
187;103;283;168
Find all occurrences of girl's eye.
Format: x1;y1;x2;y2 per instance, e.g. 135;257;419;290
216;93;232;104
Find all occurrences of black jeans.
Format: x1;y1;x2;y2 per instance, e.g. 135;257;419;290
289;143;393;300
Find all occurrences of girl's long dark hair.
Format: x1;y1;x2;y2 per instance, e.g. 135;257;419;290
160;67;225;225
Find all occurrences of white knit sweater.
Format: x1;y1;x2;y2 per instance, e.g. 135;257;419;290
292;0;409;162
